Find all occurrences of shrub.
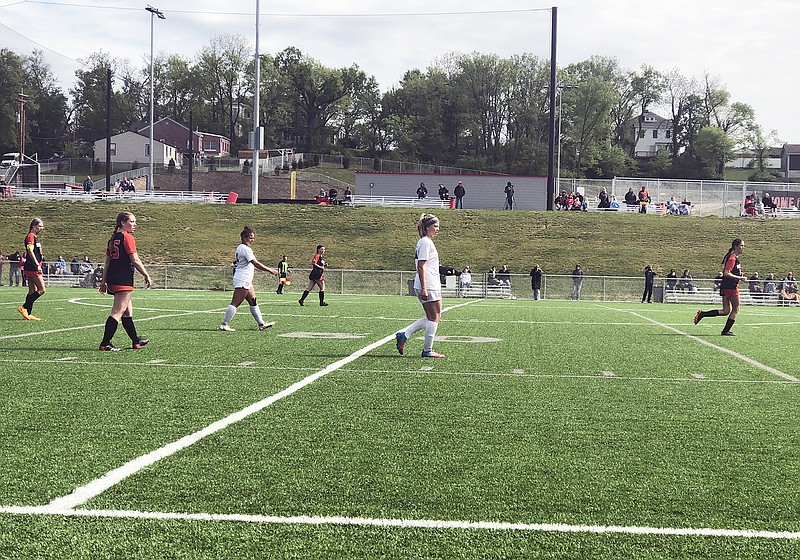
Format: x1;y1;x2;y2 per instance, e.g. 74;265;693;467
342;155;351;169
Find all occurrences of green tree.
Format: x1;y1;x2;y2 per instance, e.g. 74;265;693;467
0;49;26;150
694;126;734;177
70;51;127;154
23;50;69;157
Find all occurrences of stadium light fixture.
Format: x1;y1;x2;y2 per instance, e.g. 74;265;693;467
146;5;165;192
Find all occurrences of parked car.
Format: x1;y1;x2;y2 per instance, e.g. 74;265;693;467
1;153;20;168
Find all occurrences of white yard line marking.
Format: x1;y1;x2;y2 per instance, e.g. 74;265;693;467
602;371;616;377
44;298;480;511
420;366;433;372
692;374;706;380
55;357;78;362
1;506;798;541
603;307;799;383
147;359;167;364
512;369;525;375
237;361;255;367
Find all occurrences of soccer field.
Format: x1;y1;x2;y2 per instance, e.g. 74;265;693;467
1;287;798;559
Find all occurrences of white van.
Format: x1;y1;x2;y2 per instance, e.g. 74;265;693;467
1;153;21;168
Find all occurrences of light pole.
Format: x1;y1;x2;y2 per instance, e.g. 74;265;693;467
556;83;577;199
146;5;165;192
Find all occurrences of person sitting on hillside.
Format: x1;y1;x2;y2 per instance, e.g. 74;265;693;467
762;192;777;217
609;194;620;210
437;184;449;201
597;187;610;209
555;190;568;210
328;187;338;205
667;197;679;215
665;268;678;291
416;182;428;199
342;187;353;204
743;194;756;216
679;198;692;215
748;272;762;298
779;271;799;305
763;273;778;296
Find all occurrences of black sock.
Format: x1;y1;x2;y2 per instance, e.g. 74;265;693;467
701;309;720;319
722;317;735;334
23;292;42;313
102;317;119;345
121;316;138;342
319;291;325;304
300;290;309;302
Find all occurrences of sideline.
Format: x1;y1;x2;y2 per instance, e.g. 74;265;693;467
603;306;798;383
45;298;481;510
1;505;798;541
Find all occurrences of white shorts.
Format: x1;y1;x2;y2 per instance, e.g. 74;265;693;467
416;288;441;303
233;277;253;290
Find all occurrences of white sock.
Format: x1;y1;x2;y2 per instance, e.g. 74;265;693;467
249;304;265;325
403;317;428;337
423;320;439;352
222;305;237;325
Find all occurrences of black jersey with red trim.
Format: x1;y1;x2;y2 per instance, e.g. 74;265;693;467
23;232;42;271
309;253;325;280
106;231;137;287
720;251;741;291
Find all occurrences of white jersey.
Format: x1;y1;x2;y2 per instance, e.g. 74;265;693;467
233;243;256;287
413;236;440;291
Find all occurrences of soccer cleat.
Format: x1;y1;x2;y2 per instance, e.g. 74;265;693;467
298;299;305;306
421;350;445;358
219;324;235;332
259;322;275;331
132;337;149;349
17;306;29;320
721;331;735;336
26;314;41;321
99;343;120;351
693;310;702;325
395;332;407;355
320;302;329;306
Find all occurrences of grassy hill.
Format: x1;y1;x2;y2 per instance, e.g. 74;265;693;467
0;199;797;278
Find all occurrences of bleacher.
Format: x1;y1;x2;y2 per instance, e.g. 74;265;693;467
350;195;450;209
663;287;782;306
10;186;229;204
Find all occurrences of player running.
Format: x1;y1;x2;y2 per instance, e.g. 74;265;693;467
395;213;445;358
694;238;746;336
18;218;46;321
98;212;152;351
219;226;279;332
298;245;329;306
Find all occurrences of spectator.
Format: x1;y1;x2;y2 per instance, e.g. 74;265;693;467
328;187;338;205
55;255;67;276
679;269;694;292
642;265;656;303
779;272;799;305
666;268;678;291
743;194;756;216
762;192;777;217
503;181;515;210
570;264;583;300
8;250;21;286
598;187;610;209
498;264;512;287
342;187;353;204
609;195;620;210
459;266;472;293
487;266;501;286
748;272;762;297
453;181;465;209
416;182;428;199
764;273;778;296
529;264;542;300
679;198;692;215
555;190;568;210
0;250;3;285
79;255;94;274
624;187;637;206
667;197;679;215
638;185;650;214
70;257;80;275
318;188;327;198
437;184;449;201
83;176;93;193
713;272;723;291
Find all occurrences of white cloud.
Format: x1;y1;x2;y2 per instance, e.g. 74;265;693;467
1;0;798;142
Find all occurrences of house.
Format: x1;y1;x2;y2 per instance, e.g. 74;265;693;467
726;147;782;169
627;111;672;158
136;117;231;162
92;131;178;168
781;144;800;179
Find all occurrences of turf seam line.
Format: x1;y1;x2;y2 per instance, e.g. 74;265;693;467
44;298;480;511
605;306;799;383
1;506;798;541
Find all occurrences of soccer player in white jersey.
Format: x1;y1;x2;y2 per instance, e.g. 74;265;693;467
395;213;445;358
219;226;280;332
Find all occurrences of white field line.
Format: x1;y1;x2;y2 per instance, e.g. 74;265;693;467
604;306;799;383
1;506;798;541
44;298;481;510
0;308;224;341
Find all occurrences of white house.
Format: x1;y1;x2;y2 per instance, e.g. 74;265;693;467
92;131;179;167
628;111;672;158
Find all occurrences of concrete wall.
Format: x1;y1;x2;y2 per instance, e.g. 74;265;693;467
354;172;548;210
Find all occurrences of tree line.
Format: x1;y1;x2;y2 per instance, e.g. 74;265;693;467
0;36;780;180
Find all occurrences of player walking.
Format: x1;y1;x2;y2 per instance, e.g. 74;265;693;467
98;212;152;350
18;218;46;320
219;226;279;332
694;238;746;336
298;245;328;306
395;213;445;358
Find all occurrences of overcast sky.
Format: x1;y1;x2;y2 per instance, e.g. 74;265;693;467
1;0;798;144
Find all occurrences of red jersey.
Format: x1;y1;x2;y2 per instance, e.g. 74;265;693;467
720;251;742;291
106;231;137;287
23;232;42;271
